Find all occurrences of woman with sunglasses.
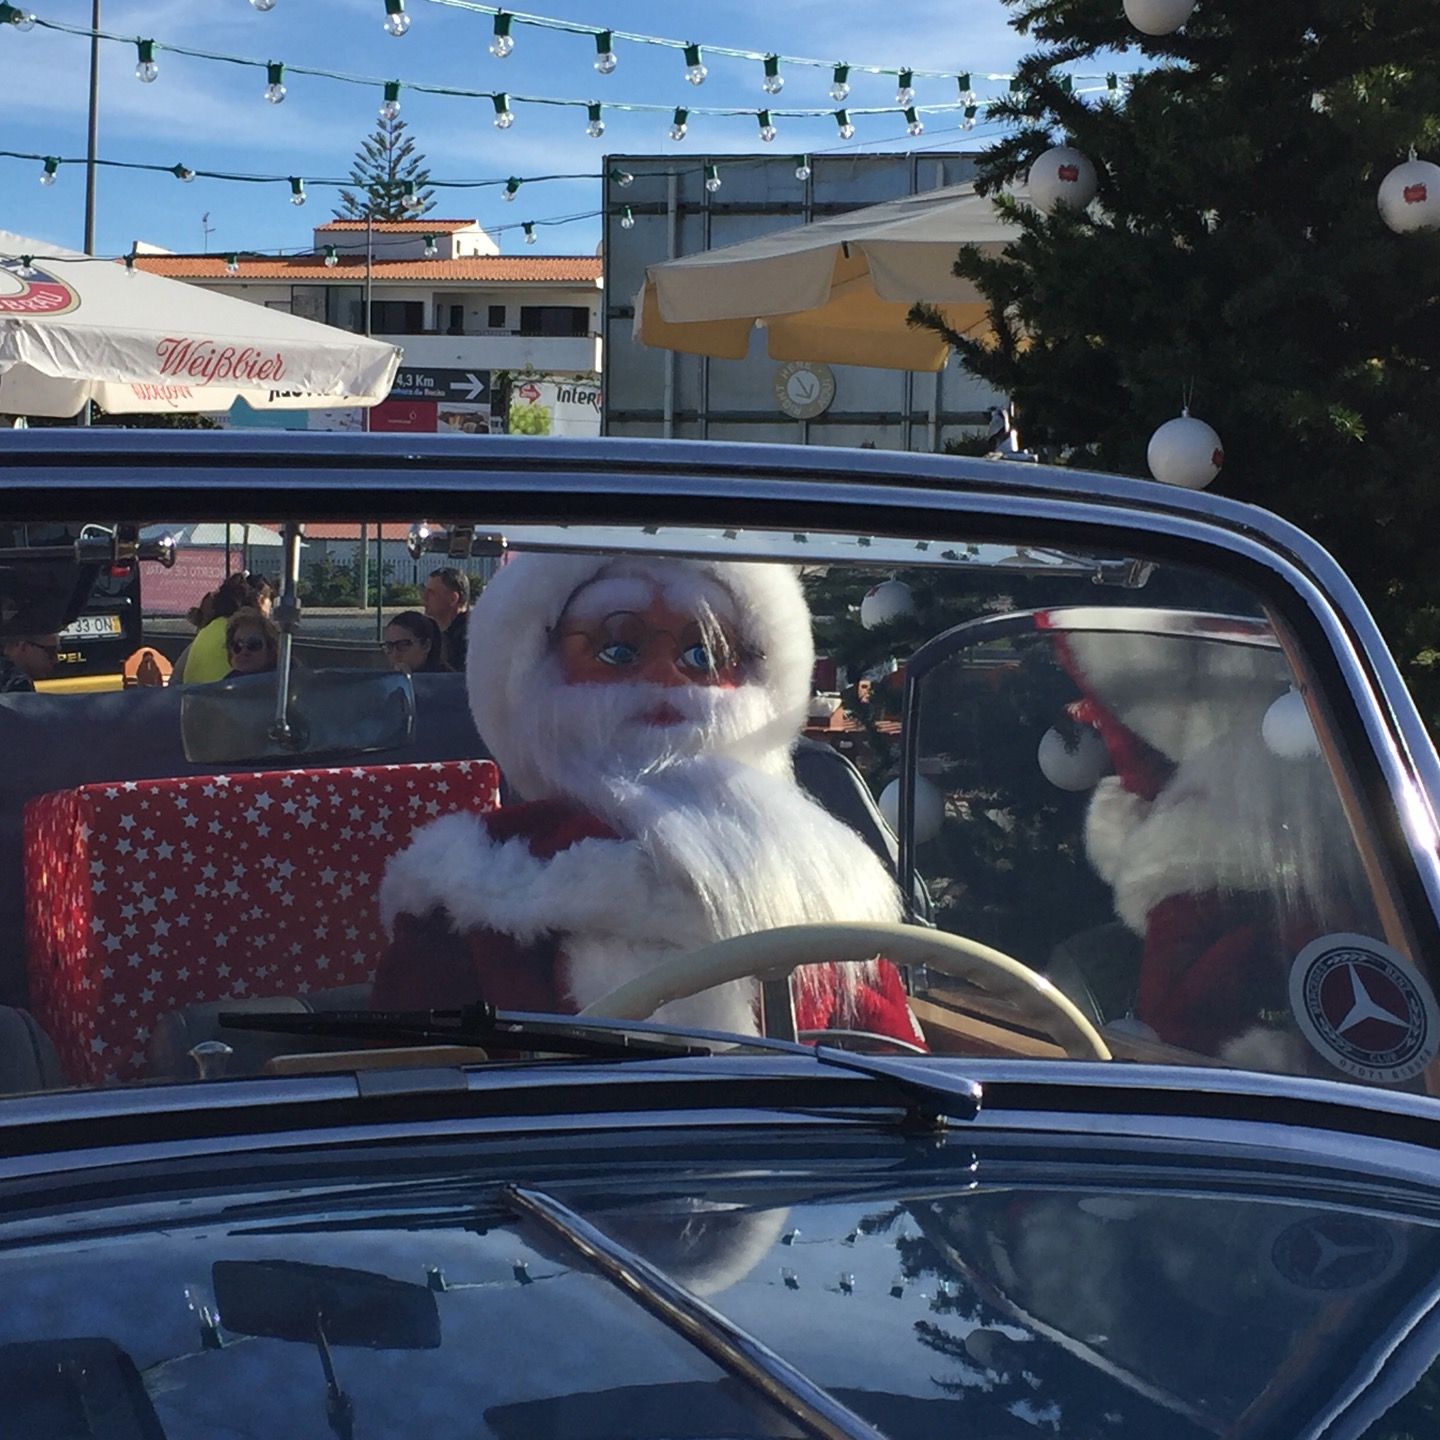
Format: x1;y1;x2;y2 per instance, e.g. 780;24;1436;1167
381;611;451;675
0;633;59;694
177;572;276;685
222;608;279;679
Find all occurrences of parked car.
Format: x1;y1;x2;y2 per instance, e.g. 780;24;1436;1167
1;431;1439;1439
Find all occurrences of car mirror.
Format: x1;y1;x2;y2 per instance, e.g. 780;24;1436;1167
0;1338;166;1440
211;1260;441;1350
180;667;416;765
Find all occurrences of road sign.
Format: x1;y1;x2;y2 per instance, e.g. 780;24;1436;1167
388;367;490;403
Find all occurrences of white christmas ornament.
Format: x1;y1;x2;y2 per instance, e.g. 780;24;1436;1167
1122;0;1197;36
1038;725;1110;790
1028;146;1098;214
879;775;946;844
1378;157;1440;234
1262;686;1321;760
1147;411;1223;488
859;579;915;629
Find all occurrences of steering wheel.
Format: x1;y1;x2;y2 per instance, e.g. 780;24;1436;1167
579;921;1112;1061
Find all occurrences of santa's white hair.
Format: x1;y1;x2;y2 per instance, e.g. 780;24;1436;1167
459;552;903;1030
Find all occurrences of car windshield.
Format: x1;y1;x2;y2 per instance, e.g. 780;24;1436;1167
1;498;1432;1096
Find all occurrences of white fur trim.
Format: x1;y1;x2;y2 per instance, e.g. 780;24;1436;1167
1218;1026;1312;1076
1084;777;1152;889
468;554;815;802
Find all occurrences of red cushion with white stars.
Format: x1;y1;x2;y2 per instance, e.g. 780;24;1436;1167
22;760;499;1085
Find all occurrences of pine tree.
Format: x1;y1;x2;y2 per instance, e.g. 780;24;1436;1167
915;2;1440;724
334;117;435;221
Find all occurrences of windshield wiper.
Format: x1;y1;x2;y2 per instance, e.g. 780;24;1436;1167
219;1003;716;1061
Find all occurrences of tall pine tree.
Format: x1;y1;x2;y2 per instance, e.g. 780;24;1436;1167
334;116;435;221
916;1;1440;723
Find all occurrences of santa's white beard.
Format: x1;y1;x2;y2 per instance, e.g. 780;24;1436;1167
525;674;904;1014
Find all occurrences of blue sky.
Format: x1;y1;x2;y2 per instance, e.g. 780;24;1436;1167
3;0;1035;259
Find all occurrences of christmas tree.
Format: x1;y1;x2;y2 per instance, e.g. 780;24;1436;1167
334;117;435;221
915;0;1440;722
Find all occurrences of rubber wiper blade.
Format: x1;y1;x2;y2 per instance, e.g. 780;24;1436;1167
812;1046;983;1125
219;1003;714;1060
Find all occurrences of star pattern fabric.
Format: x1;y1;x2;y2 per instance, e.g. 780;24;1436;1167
23;761;499;1085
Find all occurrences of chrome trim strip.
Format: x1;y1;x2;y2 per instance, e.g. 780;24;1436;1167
504;1184;890;1440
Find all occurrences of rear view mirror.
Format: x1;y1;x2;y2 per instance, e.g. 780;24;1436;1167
212;1259;441;1350
181;668;416;765
0;1338;166;1440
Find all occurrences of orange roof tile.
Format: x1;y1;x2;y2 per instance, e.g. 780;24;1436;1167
132;255;602;283
314;219;477;232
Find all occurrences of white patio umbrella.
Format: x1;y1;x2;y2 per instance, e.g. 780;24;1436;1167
633;181;1021;372
0;229;400;417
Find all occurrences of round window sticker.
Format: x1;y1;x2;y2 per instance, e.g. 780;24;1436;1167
1289;934;1440;1083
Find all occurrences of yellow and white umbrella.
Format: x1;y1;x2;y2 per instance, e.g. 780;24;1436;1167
0;229;400;417
634;181;1020;373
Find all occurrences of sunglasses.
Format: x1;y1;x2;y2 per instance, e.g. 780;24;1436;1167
227;636;268;655
382;637;419;653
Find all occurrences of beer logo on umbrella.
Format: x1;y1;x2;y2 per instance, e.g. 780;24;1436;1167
0;256;81;317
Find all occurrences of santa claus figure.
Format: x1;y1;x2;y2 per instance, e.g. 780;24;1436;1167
374;553;924;1045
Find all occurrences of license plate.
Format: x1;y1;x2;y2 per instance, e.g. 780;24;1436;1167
60;614;123;640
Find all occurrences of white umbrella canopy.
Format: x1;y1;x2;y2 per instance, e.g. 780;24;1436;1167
634;181;1022;372
0;230;400;417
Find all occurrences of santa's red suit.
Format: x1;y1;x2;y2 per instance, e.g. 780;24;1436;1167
373;553;926;1047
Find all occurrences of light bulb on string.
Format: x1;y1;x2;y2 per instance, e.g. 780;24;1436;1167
250;0;276;9
503;176;520;201
683;43;707;86
224;253;240;275
422;234;437;257
15;255;34;278
669;106;688;142
586;102;605;139
829;63;850;103
956;73;975;106
323;245;339;268
962;104;978;131
593;30;617;75
522;222;537;245
490;12;514;58
757;110;777;143
704;163;721;194
492;93;514;129
288;175;306;206
379;80;401;121
38;156;58;186
171;163;196;182
123;251;135;276
904;106;924;137
264;61;286;104
1;4;36;27
762;54;784;95
383;0;409;37
608;167;634;188
135;39;158;83
895;68;915;106
833;108;855;140
401;187;421;212
794;156;811;181
618;205;635;230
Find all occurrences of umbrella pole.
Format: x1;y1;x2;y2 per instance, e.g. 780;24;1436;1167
78;0;101;429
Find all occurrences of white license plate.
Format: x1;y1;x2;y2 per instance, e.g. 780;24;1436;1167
60;615;123;639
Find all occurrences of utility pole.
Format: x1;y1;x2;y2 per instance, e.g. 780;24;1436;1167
79;0;100;427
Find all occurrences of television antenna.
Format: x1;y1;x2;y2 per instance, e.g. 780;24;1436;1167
201;212;215;254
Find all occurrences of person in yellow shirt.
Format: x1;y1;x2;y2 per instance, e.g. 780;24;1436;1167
175;573;274;685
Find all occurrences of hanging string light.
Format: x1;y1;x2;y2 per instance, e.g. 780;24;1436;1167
423;233;438;256
618;205;635;230
593;29;616;74
0;3;36;27
757;110;777;142
170;163;196;182
288;175;306;205
833;108;854;139
956;72;975;106
135;38;158;83
250;0;276;10
38;155;58;186
264;61;286;104
829;63;850;102
904;105;923;136
683;43;706;85
585;102;604;138
608;166;633;187
895;67;915;105
522;221;536;245
491;92;514;128
704;163;721;193
669;106;688;141
489;11;514;57
962;103;979;130
383;0;410;37
224;253;240;275
503;176;520;200
401;185;422;211
380;80;402;120
323;244;339;267
794;155;811;181
762;54;784;95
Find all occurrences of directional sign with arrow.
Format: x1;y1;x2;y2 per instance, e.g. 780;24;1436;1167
448;372;488;402
388;367;491;403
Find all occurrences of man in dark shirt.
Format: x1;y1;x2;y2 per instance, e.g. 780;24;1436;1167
422;568;471;671
0;633;59;693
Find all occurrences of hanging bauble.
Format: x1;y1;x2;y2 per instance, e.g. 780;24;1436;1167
1378;156;1440;234
1122;0;1196;36
878;775;945;844
1147;411;1223;488
1262;686;1320;760
1037;725;1110;790
859;579;915;629
1027;146;1098;214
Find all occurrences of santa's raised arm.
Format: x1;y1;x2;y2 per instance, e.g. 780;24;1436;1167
374;553;923;1045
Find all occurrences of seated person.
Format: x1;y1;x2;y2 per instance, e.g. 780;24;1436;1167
383;610;451;674
0;632;58;693
374;554;923;1044
223;607;279;679
180;572;275;684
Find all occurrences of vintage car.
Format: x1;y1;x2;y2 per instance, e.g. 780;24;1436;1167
1;430;1439;1439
